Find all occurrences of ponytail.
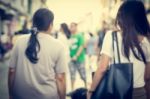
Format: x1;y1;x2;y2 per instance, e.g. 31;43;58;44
25;27;40;64
25;8;54;64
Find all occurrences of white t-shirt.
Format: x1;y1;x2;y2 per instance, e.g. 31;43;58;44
101;31;150;88
57;32;70;63
9;33;67;99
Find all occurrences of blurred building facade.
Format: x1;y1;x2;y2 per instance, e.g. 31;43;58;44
0;0;150;38
0;0;47;43
99;0;150;27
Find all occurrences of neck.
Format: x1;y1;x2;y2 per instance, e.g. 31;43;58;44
138;35;144;42
72;32;77;34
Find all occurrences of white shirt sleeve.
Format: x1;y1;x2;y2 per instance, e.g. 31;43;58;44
54;45;67;74
9;43;18;68
100;31;113;58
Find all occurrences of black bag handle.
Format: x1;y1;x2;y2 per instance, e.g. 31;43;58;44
112;31;121;63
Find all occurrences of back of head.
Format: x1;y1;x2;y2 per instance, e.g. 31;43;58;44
116;0;150;64
25;8;54;64
61;23;71;39
89;32;93;37
32;8;54;31
116;0;150;36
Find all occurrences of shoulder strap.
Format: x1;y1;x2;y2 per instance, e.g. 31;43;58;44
112;31;121;63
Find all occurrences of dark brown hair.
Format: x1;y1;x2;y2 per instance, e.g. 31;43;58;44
25;8;54;64
116;0;150;63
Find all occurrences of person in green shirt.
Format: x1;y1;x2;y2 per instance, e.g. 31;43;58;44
69;22;87;90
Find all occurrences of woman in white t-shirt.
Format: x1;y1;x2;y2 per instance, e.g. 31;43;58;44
8;8;67;99
58;23;71;63
88;1;150;99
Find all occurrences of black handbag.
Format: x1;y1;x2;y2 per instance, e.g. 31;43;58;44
91;32;133;99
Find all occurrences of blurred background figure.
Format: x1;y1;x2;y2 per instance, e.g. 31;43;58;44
147;9;150;26
59;23;71;39
0;32;13;61
0;39;7;60
57;23;71;94
85;32;98;78
57;23;71;63
15;19;30;35
13;19;31;44
69;22;87;90
147;8;150;42
97;20;108;52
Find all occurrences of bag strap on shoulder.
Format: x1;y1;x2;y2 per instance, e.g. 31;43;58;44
112;31;121;63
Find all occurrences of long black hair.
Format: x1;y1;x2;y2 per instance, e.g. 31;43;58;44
116;1;150;64
61;23;71;39
25;8;54;64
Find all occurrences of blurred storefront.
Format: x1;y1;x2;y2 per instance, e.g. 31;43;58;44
0;1;47;97
0;0;46;42
0;0;47;35
99;0;150;28
144;0;150;9
0;0;47;59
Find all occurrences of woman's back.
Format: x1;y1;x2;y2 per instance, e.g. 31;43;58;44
10;33;67;99
101;31;150;88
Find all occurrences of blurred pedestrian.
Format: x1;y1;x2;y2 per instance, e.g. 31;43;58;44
87;1;150;99
146;9;150;41
58;23;71;63
69;22;87;90
15;19;30;35
59;23;71;39
0;41;6;60
13;20;31;45
146;9;150;25
0;33;13;60
85;32;98;78
97;21;108;51
97;21;108;62
8;8;67;99
57;23;71;94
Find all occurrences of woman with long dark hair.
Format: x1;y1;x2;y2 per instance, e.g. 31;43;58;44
8;8;67;99
60;23;71;39
57;23;71;63
87;1;150;99
58;23;71;93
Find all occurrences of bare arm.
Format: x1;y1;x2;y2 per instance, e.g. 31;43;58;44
87;54;110;99
72;34;85;60
8;68;15;99
76;45;84;57
72;45;84;60
56;73;66;99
